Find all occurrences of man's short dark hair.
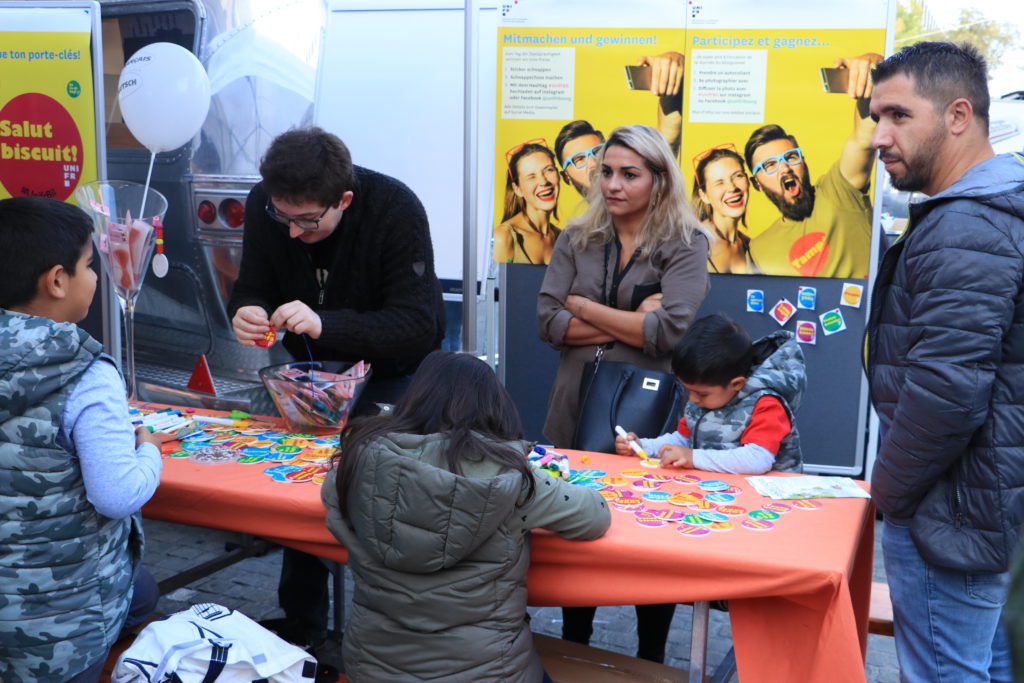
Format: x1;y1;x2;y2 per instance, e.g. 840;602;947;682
672;313;754;386
871;41;990;131
554;119;604;165
0;197;93;309
744;124;799;173
259;126;354;207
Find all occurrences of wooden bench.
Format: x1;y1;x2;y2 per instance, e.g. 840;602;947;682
535;633;692;682
869;580;894;637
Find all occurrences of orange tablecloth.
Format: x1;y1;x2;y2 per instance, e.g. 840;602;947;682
144;437;873;683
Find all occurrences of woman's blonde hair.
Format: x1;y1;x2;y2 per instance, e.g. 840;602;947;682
567;124;707;252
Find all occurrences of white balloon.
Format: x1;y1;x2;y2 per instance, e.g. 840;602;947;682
118;42;211;153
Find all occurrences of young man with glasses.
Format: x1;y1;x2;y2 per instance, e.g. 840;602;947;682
743;52;882;278
227;126;445;653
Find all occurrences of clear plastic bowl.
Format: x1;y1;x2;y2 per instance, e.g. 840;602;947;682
259;360;371;431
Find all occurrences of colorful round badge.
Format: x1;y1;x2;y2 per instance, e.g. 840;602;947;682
761;502;792;514
705;492;736;503
574;469;607;479
692;499;718;511
748;510;780;521
264;464;302;476
697;480;730;491
270;444;302;455
639;458;662;468
681;514;711;525
166;450;190;458
642;473;671;482
236;455;265;464
669;492;703;507
790;499;823;510
698;511;730;523
284;432;318;440
263;450;298;463
677;523;711;537
599;489;618;501
707;521;735;532
634;513;668;528
577;480;607;490
612;496;644;511
646;508;686;522
715;505;748;517
674;473;702;485
631;479;662;492
642;491;672;502
620;468;646;478
600;476;628;487
312;474;327;485
722;486;743;495
741;518;775;531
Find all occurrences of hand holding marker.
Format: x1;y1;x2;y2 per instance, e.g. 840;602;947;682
615;424;650;459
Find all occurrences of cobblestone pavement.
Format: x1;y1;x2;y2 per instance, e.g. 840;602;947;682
143;518;899;681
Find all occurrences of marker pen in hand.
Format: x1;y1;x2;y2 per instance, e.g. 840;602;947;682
614;425;650;459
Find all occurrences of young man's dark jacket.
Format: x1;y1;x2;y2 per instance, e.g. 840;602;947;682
866;152;1024;573
228;166;445;379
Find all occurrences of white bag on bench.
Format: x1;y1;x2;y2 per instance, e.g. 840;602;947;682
113;603;317;682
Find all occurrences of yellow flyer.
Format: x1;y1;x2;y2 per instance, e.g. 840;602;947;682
0;16;98;202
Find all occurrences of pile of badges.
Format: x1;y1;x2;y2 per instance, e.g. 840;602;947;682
163;420;340;485
563;462;824;535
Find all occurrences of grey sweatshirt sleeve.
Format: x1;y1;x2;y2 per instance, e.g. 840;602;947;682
59;360;162;519
518;469;611;540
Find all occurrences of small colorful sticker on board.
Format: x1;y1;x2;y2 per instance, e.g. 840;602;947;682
677;524;711;537
741;518;775;531
797;286;817;310
746;289;765;313
841;282;864;308
770;299;796;326
791;499;823;510
796;321;817;345
819;308;847;336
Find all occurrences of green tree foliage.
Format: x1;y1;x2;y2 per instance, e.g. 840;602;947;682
895;0;1019;73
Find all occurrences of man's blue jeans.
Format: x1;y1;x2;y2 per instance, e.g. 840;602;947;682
883;516;1011;682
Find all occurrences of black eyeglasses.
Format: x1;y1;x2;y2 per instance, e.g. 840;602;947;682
265;198;330;231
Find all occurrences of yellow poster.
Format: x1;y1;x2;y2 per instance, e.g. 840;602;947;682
683;28;886;278
0;26;97;202
494;25;686;265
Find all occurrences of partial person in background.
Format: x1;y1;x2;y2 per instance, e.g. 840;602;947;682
744;52;882;278
866;41;1024;682
227;126;445;654
0;197;162;683
537;124;709;663
323;351;610;682
495;140;562;264
690;144;757;274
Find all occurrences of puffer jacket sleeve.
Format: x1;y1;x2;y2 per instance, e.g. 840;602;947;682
872;202;1024;517
518;470;611;540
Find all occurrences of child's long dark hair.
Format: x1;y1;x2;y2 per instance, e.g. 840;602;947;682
333;351;536;520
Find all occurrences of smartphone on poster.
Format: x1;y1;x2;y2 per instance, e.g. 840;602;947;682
624;65;652;91
820;67;850;94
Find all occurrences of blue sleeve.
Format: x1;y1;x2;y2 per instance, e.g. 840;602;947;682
59;360;162;519
638;430;690;455
693;443;775;474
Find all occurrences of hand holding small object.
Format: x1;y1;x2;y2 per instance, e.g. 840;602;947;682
614;425;648;459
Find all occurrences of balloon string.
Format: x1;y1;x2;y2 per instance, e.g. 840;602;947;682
139;150;156;219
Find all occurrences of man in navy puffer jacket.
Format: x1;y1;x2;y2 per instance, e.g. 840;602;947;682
866;41;1024;682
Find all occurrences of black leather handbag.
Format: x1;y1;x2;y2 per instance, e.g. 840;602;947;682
571;346;683;454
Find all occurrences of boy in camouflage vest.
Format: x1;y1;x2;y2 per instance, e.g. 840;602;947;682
0;197;163;683
616;313;804;473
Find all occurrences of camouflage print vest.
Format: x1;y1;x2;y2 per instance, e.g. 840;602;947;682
0;310;139;682
683;331;805;473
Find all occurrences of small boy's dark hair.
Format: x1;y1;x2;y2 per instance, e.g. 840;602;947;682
672;313;754;386
0;197;93;309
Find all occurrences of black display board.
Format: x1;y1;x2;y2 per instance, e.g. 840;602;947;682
502;264;868;474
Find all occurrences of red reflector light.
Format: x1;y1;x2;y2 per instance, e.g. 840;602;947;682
219;198;246;228
197;200;216;224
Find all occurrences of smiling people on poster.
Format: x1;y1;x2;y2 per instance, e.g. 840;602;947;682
691;144;757;274
744;53;882;278
537;125;709;663
494;140;562;265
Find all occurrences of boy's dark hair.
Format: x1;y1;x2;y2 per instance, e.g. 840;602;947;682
871;41;989;132
259;126;354;207
672;313;754;386
744;123;799;174
0;197;93;309
554;119;604;166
